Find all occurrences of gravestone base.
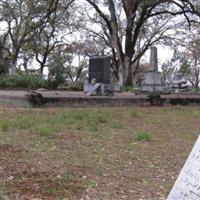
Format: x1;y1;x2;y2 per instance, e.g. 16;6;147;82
142;72;164;93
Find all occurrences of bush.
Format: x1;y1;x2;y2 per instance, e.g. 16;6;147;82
48;55;66;88
0;74;48;89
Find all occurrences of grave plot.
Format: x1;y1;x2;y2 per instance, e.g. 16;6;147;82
0;106;200;199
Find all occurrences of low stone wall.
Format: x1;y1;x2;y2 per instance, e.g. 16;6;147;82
26;92;149;107
0;91;200;108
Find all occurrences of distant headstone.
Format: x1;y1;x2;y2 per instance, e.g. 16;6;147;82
168;135;200;200
89;56;111;84
142;46;164;93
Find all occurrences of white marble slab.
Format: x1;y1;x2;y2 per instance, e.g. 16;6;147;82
168;135;200;200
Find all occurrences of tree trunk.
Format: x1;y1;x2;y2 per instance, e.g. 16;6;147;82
40;66;44;77
195;85;198;92
117;56;132;86
118;69;123;87
10;61;17;74
118;66;130;86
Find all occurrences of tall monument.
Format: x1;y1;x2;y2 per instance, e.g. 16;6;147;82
142;46;164;93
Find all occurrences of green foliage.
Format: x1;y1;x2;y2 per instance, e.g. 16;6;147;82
63;82;84;91
128;110;139;118
179;54;191;75
161;50;192;84
34;125;52;137
1;120;11;132
16;117;33;129
48;55;66;88
135;131;152;142
121;85;132;92
112;122;124;129
89;122;99;132
0;74;48;89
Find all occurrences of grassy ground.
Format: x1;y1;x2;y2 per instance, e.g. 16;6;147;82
0;106;200;200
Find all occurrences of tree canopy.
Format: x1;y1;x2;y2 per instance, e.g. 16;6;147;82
0;0;199;88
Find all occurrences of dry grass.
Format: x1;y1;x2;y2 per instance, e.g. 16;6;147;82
0;106;200;200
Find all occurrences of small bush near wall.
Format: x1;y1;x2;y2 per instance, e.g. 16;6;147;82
0;74;48;89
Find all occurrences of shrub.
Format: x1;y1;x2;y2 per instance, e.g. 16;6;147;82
0;74;48;89
48;55;66;88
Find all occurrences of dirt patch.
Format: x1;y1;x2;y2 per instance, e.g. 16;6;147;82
0;144;26;153
2;161;86;199
59;133;80;141
7;174;84;198
0;103;18;112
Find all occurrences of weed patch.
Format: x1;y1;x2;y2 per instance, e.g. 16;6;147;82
135;131;152;142
33;125;52;136
112;122;124;129
1;120;12;132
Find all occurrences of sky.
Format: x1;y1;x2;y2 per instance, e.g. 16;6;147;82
143;45;173;71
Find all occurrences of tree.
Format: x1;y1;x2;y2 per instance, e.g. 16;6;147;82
30;0;75;76
162;44;200;92
0;0;61;74
182;26;200;91
48;54;66;87
85;0;200;86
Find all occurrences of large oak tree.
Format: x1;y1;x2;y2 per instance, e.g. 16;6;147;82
85;0;200;86
0;0;62;74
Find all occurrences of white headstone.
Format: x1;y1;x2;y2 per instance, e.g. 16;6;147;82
141;46;164;93
168;135;200;200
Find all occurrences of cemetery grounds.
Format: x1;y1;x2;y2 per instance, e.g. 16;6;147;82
0;105;200;200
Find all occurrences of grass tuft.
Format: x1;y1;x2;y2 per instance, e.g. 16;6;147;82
112;122;124;129
129;110;139;118
1;120;11;132
135;131;152;142
16;117;33;129
34;125;52;136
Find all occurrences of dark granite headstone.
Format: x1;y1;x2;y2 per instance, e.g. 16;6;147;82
89;56;111;84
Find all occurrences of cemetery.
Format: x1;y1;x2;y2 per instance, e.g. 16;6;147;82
0;47;200;108
0;46;200;199
0;0;200;199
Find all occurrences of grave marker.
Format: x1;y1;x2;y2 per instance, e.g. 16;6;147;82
141;46;164;93
168;135;200;200
89;56;111;84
